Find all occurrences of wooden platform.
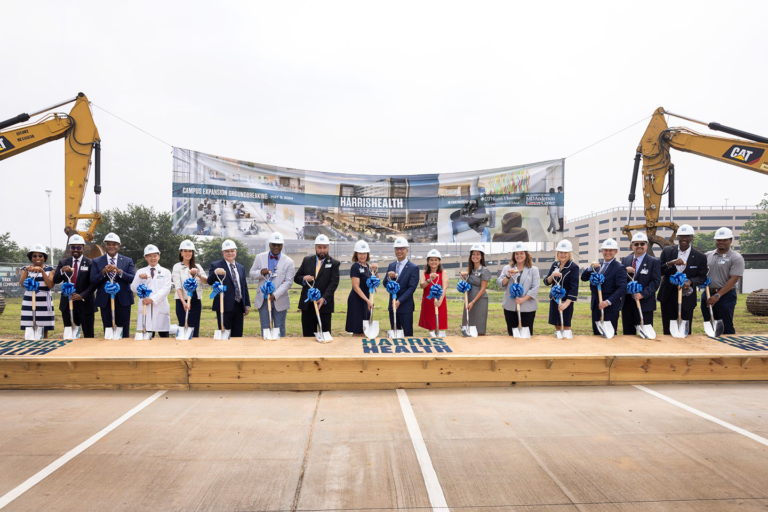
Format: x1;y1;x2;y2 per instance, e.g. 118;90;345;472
2;334;768;390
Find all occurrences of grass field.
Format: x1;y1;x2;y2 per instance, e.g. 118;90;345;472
2;279;766;338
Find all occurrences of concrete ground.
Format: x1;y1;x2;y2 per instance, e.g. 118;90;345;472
1;384;768;511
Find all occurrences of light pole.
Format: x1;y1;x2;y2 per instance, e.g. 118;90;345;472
45;190;53;261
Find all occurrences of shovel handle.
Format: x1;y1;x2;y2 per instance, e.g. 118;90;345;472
635;297;642;309
597;289;605;321
705;285;712;300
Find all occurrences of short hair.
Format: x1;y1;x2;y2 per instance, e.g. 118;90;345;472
556;250;573;263
352;251;369;263
467;250;486;270
511;251;533;268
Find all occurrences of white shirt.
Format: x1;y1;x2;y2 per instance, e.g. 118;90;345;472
676;247;691;273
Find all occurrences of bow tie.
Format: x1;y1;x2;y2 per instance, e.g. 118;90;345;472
269;254;279;260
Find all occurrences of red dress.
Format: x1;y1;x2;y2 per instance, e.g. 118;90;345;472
418;271;448;331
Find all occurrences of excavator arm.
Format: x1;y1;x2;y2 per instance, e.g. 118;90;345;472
623;107;768;251
0;93;103;254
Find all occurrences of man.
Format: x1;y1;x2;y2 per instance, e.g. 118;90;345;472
581;238;628;335
91;232;136;337
701;227;744;335
250;232;294;337
130;245;172;338
620;232;661;335
52;234;97;338
206;239;250;337
294;234;340;337
556;186;564;232
382;237;419;336
657;224;708;335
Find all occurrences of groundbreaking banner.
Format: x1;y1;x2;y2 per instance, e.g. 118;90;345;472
172;147;565;244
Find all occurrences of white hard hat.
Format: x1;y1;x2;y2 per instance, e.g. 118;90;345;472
104;232;121;244
315;234;330;245
68;234;86;246
354;240;370;253
511;242;528;253
27;243;48;259
143;244;160;256
268;232;285;245
601;238;619;250
469;243;485;254
677;224;695;236
631;232;649;243
426;249;442;259
556;240;573;252
393;237;410;248
221;239;237;251
179;240;196;252
714;227;733;240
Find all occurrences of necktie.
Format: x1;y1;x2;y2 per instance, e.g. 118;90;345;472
632;258;637;270
109;258;116;280
72;259;79;283
315;259;322;278
230;263;242;302
151;267;155;279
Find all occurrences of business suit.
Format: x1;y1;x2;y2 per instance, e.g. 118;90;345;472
658;245;708;335
581;259;628;335
207;258;251;337
293;255;340;337
53;256;97;338
91;253;136;337
382;259;419;336
250;251;294;337
620;253;661;336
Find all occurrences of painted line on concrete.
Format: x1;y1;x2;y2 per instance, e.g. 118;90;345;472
396;388;449;512
0;390;167;510
635;385;768;447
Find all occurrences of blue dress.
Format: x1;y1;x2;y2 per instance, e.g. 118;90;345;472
345;262;372;333
544;260;579;326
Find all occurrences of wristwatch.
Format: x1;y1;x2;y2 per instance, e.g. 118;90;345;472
714;293;721;298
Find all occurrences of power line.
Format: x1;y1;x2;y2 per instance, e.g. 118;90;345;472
91;103;174;148
565;114;653;159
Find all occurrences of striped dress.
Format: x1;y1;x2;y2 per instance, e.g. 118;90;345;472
20;267;55;333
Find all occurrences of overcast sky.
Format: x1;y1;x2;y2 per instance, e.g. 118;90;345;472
2;0;767;249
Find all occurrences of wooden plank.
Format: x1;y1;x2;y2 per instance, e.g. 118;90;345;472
610;357;768;383
0;361;188;389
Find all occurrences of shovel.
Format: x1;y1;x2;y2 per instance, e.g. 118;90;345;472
511;275;530;339
554;298;573;339
176;294;195;340
135;303;154;340
460;289;478;337
634;298;656;339
62;274;81;339
703;284;724;338
363;289;379;338
428;276;445;337
213;273;231;340
595;288;615;339
387;295;404;338
25;288;45;340
263;297;281;340
669;286;688;339
104;277;123;340
313;299;332;343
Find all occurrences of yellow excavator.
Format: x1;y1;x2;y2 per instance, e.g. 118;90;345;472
0;93;104;258
623;107;768;251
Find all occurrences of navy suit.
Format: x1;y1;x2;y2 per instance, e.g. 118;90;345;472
207;259;251;337
383;259;419;336
581;259;627;335
657;245;708;335
620;253;661;335
91;253;135;336
53;256;97;338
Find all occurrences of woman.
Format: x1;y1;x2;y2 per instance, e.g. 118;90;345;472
497;242;540;336
20;243;55;337
171;240;207;337
461;244;492;336
544;239;579;332
346;240;378;335
418;249;449;333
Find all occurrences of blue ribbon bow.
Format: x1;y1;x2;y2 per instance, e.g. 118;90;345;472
136;284;153;299
550;284;566;301
386;281;400;298
260;281;275;299
627;281;643;295
305;287;322;302
670;272;688;287
105;281;120;297
509;283;524;299
698;277;711;290
61;282;76;297
23;277;39;292
366;275;381;291
427;283;443;301
589;272;605;289
457;280;471;293
183;277;198;296
209;281;226;299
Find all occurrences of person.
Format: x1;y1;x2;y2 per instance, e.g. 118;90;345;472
52;235;97;338
417;249;448;333
658;224;708;335
345;240;378;335
556;186;564;232
498;242;540;336
91;232;136;337
701;227;744;335
544;239;579;332
460;244;492;336
207;239;251;337
130;245;172;337
171;240;207;337
581;239;628;335
620;232;661;335
250;232;295;337
19;243;55;337
382;237;419;336
546;188;558;234
294;234;340;337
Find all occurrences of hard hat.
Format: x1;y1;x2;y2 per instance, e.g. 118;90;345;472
556;240;573;252
143;244;161;256
27;243;48;260
631;232;649;243
426;249;442;259
469;243;485;254
714;227;733;240
354;240;370;253
179;240;196;252
315;234;330;245
68;234;86;246
677;224;695;236
221;239;237;251
104;232;121;244
601;238;619;250
268;232;285;245
393;237;409;248
511;242;528;253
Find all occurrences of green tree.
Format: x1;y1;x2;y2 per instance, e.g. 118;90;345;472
740;194;768;269
195;238;255;275
0;233;26;262
693;231;716;253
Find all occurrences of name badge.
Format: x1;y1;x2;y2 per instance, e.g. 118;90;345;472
690;266;698;269
719;259;727;264
359;268;366;273
640;268;649;274
325;263;332;268
81;266;89;271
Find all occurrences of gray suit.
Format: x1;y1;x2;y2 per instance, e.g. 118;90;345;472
497;265;540;312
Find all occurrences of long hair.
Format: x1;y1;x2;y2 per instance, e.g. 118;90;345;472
467;251;486;270
425;257;443;275
512;251;533;268
179;251;197;269
352;251;369;263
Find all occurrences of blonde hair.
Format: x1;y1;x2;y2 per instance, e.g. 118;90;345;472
556;250;573;263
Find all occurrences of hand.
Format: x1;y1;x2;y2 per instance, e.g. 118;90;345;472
70;293;83;301
368;299;375;309
466;301;474;311
244;306;250;316
551;270;562;278
429;272;438;281
189;268;197;277
598;300;610;310
682;280;691;290
261;268;270;276
514;297;525;305
436;299;443;307
626;266;635;274
139;273;149;280
142;297;153;306
183;301;191;311
371;263;378;273
633;292;643;301
707;294;720;307
393;299;400;309
509;267;519;276
558;301;569;312
670;258;684;267
304;275;314;283
387;271;397;280
460;271;468;278
316;298;325;308
215;268;226;276
591;261;600;270
269;293;275;302
61;265;73;273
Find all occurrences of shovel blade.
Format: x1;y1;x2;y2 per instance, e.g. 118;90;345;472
262;328;279;340
466;325;478;338
222;330;231;340
634;325;649;339
429;330;446;337
642;324;657;340
512;327;522;339
555;329;563;339
25;327;44;340
460;326;471;337
213;330;223;340
63;326;81;339
386;330;404;339
363;321;379;338
563;329;573;339
104;327;122;340
135;331;145;340
176;327;194;340
596;320;615;339
520;327;531;339
315;331;333;343
669;320;688;339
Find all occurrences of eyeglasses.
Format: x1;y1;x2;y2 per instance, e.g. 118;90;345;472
633;242;647;247
69;245;84;250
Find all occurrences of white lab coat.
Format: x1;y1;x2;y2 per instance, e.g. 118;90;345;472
131;264;172;332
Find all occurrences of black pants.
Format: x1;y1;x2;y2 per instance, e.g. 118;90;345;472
388;309;414;337
660;300;694;335
701;289;737;335
99;304;132;337
591;307;620;335
215;300;245;337
175;297;202;337
302;307;332;337
621;298;655;336
61;305;95;338
503;309;535;336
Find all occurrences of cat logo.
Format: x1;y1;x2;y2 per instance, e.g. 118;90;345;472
722;145;765;165
0;136;15;153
